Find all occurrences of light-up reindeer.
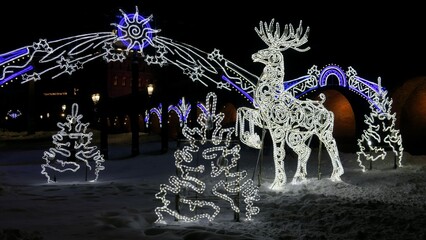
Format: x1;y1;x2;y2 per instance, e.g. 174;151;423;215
236;19;344;189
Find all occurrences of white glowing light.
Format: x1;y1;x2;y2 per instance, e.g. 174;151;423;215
155;92;260;223
0;7;403;184
41;103;105;183
113;7;160;55
235;19;344;189
356;78;404;171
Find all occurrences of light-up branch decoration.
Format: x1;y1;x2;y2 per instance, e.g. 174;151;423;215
155;92;260;223
355;77;404;171
168;97;191;127
41;103;105;183
145;103;162;128
236;19;344;189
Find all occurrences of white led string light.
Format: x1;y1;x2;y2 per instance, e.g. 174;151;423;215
0;5;404;192
41;103;105;183
1;7;402;156
235;19;344;189
356;77;404;171
155;92;260;223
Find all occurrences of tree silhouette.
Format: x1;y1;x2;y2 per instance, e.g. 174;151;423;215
155;92;260;223
41;103;105;183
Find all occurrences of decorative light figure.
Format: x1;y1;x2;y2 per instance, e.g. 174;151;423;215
235;19;344;189
197;98;216;132
145;103;162;128
114;7;159;54
168;97;191;127
0;5;398;122
0;7;403;182
41;103;105;183
356;78;404;171
6;110;22;119
144;110;149;128
155;92;260;223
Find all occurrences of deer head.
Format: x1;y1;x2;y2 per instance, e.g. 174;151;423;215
252;19;310;66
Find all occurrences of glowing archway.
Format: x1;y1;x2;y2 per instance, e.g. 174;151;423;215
0;6;386;113
284;64;386;112
0;6;403;171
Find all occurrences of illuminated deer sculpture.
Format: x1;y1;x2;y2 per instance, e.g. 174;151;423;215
236;19;344;189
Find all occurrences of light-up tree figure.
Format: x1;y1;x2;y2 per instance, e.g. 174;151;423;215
41;103;105;183
356;77;403;171
155;92;260;223
236;20;344;189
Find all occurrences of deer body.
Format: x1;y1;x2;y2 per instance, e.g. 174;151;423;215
236;19;344;189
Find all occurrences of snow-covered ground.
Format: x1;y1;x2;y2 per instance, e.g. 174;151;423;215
1;131;425;240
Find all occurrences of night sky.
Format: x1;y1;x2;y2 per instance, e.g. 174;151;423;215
1;1;424;90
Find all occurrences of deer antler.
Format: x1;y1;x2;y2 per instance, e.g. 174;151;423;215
255;19;310;52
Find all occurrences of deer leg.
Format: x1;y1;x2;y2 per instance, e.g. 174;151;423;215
270;128;287;189
236;108;262;149
287;131;311;184
270;136;286;189
319;130;344;181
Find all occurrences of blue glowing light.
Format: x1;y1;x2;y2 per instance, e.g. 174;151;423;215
0;48;29;65
0;66;33;86
319;65;347;87
283;75;311;90
117;13;153;51
197;102;208;115
221;75;254;103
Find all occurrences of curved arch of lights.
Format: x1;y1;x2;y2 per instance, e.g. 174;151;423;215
284;65;386;112
0;6;388;113
0;6;403;172
318;65;347;87
145;103;162;128
167;97;191;127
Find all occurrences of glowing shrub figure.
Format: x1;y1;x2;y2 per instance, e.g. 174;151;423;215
155;92;260;223
356;78;404;171
41;103;105;183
